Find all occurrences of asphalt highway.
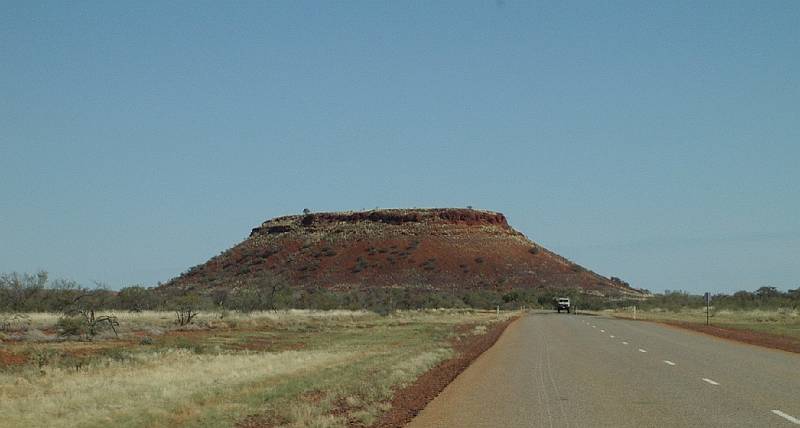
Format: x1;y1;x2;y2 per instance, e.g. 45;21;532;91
408;312;800;427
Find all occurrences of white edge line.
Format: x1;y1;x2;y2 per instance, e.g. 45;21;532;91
702;378;720;385
663;360;676;366
621;341;628;345
772;410;800;425
610;335;615;338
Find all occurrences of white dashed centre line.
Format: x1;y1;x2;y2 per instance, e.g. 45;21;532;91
600;329;605;333
610;335;615;338
702;378;720;386
663;360;676;366
638;348;647;353
592;325;596;328
772;410;800;425
622;341;629;345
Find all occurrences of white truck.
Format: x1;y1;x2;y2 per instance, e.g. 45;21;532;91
554;297;571;313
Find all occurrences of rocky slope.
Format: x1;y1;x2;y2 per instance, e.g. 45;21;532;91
162;208;642;297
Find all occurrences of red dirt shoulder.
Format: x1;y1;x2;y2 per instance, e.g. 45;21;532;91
370;316;519;428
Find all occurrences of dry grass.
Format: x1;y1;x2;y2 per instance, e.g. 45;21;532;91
607;307;800;339
1;350;352;428
0;309;515;427
18;309;373;331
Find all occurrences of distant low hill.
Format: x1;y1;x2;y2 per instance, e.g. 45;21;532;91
161;208;643;297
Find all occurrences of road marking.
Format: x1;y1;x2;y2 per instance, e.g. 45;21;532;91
702;378;720;385
600;329;605;333
592;325;596;328
663;360;676;366
622;341;629;345
771;410;800;425
638;348;647;353
609;335;615;338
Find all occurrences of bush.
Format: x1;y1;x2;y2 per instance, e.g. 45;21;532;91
57;316;87;336
25;329;54;341
462;290;502;309
30;349;56;369
116;286;159;311
174;302;199;326
0;313;31;332
173;338;204;354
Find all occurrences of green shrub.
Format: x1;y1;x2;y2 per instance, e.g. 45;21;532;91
57;316;87;336
173;338;204;354
29;349;57;369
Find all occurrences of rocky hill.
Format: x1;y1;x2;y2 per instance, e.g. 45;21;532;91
162;208;642;297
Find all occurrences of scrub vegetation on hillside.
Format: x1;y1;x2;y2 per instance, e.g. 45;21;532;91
0;271;633;318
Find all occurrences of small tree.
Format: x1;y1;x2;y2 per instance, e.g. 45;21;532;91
210;288;230;311
174;295;200;326
755;286;780;299
303;208;311;215
232;274;290;311
117;285;158;312
77;308;119;338
62;287;119;339
0;271;48;311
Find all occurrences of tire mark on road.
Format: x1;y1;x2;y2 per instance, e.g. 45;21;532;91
536;333;555;428
544;334;571;428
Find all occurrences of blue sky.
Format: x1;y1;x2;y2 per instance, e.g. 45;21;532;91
2;1;798;293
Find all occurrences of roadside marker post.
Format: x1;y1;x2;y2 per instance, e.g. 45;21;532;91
704;292;711;326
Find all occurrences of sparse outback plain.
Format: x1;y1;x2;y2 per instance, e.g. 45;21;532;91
605;307;800;352
0;309;515;428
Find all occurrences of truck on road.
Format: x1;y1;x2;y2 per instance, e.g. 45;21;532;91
554;297;571;313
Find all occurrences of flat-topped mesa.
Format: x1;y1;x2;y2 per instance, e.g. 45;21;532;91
250;208;511;237
164;207;644;298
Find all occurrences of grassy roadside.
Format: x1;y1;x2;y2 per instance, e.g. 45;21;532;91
605;307;800;339
0;309;515;427
599;307;800;353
